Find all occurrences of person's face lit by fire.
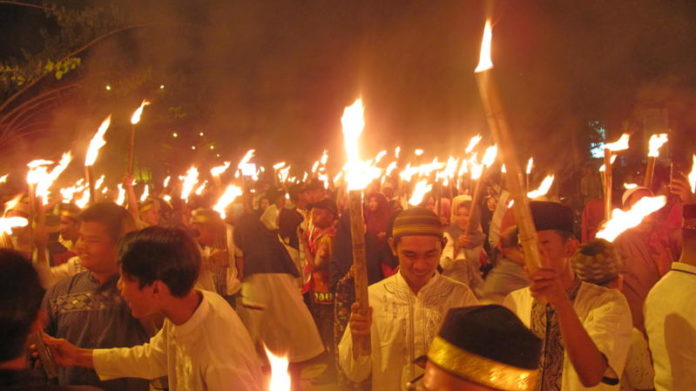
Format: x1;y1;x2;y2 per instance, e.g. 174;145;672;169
367;196;380;212
311;207;335;230
390;235;444;293
454;205;470;229
74;221;119;276
59;215;80;242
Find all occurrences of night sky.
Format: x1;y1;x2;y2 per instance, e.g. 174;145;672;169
2;0;696;176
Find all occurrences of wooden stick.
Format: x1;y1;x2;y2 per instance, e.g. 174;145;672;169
643;156;656;189
604;149;613;220
128;124;136;176
348;190;370;355
85;166;96;205
475;70;542;271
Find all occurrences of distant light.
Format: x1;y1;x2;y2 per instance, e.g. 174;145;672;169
199;132;204;137
159;84;165;89
105;85;112;91
172;132;178;138
209;145;215;150
216;153;221;158
191;146;196;150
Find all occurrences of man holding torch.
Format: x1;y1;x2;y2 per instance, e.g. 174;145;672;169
503;201;632;391
338;207;478;391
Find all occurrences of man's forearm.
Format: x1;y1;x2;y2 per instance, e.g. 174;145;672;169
74;348;95;368
555;298;607;387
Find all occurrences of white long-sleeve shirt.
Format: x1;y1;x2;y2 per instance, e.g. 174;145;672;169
338;272;478;391
93;290;262;391
645;262;696;391
504;282;633;391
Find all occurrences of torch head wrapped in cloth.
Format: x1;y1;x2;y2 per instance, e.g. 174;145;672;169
571;239;621;286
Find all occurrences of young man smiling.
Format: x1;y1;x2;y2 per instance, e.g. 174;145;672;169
44;226;263;391
338;207;479;391
42;203;148;391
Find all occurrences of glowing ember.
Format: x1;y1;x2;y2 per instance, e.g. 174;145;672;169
525;158;534;175
474;20;493;73
129;100;151;125
689;154;696;193
482;145;498;167
180;167;200;202
210;161;231;177
264;346;291;391
0;216;28;235
85;116;111;166
213;185;243;219
408;180;432;206
604;133;630;152
596;196;667;242
140;185;149;202
527;175;555;199
465;135;482;154
647;133;668;158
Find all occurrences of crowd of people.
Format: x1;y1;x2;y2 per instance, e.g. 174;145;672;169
0;162;694;391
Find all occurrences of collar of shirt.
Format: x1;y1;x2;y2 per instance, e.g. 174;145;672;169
395;271;441;298
173;291;210;340
671;262;696;276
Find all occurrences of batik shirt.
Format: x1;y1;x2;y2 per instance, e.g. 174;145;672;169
42;272;149;391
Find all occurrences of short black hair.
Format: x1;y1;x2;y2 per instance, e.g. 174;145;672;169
118;226;200;297
79;202;136;243
0;250;45;362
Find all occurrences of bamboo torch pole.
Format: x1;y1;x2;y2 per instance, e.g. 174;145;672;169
604;148;613;220
474;20;542;271
341;98;371;355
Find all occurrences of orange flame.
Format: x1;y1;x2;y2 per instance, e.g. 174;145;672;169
163;176;171;188
130;100;151;125
180;167;199;201
75;189;90;209
341;99;370;191
527;175;555;199
4;194;23;214
414;149;424;157
525;157;534;175
194;180;207;196
139;185;149;202
264;346;291;391
210;162;231;177
474;20;493;73
689;154;696;193
115;183;126;206
0;216;28;235
599;155;617;172
596;195;667;242
604;133;630;152
648;133;668;158
465;134;482;154
623;183;639;190
0;174;7;184
85;116;111;166
482;145;498;167
28;152;73;205
214;185;242;219
408;180;432;206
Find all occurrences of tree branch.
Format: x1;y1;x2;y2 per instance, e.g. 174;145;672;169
0;23;153;114
0;1;49;10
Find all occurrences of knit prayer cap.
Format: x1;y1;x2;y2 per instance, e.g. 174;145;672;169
529;201;574;233
392;207;443;241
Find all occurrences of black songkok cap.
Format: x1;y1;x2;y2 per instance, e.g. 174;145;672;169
530;201;574;233
427;305;541;391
